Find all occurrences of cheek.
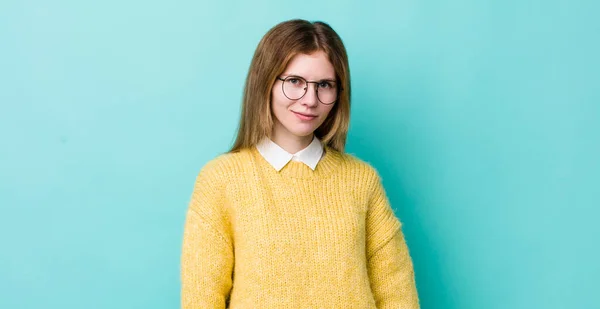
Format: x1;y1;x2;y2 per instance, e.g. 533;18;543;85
270;89;291;117
271;88;286;107
319;105;335;119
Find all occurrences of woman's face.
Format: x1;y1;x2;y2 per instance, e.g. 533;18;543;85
270;50;336;140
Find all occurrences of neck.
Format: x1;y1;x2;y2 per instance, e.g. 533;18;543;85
271;128;313;154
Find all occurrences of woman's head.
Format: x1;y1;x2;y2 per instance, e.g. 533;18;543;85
229;19;351;153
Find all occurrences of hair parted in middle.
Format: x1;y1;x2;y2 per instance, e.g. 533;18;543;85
229;19;351;153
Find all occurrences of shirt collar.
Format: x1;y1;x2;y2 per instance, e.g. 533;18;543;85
256;135;324;171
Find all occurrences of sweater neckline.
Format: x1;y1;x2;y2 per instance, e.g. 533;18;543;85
250;144;343;179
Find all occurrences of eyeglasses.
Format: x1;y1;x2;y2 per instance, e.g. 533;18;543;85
276;75;342;105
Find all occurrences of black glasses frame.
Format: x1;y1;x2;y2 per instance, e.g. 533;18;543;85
276;75;343;105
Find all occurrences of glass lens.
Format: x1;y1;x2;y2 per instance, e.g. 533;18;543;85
317;81;337;104
282;77;307;100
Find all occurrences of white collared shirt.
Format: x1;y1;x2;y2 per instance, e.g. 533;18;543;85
256;135;324;171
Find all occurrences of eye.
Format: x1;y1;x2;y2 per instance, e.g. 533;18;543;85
287;78;300;84
318;81;334;89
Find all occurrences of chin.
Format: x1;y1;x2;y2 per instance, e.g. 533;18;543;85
287;127;316;138
291;130;314;138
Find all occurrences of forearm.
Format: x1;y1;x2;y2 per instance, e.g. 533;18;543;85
181;208;234;309
367;227;419;309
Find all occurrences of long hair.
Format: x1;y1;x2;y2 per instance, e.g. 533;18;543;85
228;19;351;153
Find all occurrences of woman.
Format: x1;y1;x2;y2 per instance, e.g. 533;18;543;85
181;19;420;308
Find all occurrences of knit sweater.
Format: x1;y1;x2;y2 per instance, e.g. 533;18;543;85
180;145;420;308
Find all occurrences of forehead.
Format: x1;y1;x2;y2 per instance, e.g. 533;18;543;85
282;50;336;80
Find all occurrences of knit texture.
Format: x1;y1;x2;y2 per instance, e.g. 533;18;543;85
180;145;420;309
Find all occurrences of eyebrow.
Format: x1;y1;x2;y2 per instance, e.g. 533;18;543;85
282;73;337;82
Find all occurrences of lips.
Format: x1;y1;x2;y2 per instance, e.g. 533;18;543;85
292;111;317;121
293;111;317;117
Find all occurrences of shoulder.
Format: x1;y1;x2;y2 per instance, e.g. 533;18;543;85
337;150;380;177
197;148;253;181
331;149;381;187
189;149;253;203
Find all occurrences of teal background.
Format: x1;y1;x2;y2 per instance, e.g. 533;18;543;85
1;1;598;308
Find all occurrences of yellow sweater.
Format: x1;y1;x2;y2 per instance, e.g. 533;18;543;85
180;145;420;308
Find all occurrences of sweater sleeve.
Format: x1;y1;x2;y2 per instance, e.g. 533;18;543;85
365;170;420;309
181;160;234;309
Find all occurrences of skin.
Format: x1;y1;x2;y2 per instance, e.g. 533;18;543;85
270;50;336;154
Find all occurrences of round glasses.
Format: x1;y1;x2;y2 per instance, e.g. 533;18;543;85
276;75;341;105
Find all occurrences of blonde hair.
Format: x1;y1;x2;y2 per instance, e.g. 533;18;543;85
228;19;351;153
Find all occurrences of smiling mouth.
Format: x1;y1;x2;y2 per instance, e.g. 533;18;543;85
294;111;316;117
292;111;317;120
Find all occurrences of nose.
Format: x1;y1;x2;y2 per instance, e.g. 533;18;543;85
300;83;319;107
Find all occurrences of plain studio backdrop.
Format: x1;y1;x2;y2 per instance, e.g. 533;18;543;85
0;1;598;308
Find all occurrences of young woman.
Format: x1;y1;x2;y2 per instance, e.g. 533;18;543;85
181;19;420;308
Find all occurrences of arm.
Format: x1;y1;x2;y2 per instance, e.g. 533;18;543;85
181;160;234;309
366;170;420;309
